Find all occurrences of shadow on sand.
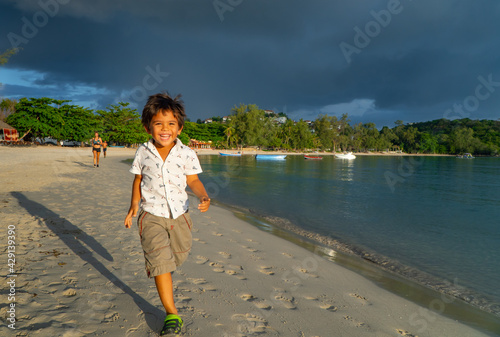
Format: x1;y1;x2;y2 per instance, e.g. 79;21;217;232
11;191;164;334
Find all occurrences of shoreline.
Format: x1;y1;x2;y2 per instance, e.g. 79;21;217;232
199;148;456;157
1;146;498;336
209;198;500;334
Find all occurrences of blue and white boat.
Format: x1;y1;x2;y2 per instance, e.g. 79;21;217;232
456;153;474;159
255;154;287;160
219;152;241;156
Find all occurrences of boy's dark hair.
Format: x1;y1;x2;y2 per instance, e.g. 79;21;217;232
142;92;186;129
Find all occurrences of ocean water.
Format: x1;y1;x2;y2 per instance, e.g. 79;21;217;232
198;154;500;327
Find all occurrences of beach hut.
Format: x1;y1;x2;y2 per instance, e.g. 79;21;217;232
0;121;18;142
189;139;212;149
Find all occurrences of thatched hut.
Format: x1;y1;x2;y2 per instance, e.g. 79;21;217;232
0;120;19;142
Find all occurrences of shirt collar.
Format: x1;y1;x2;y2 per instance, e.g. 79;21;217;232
145;138;184;160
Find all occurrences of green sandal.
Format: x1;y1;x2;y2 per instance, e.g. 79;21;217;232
160;314;183;335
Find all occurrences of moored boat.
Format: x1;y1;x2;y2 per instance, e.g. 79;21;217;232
456;153;474;159
304;155;323;160
219;152;241;156
335;152;356;160
255;154;287;160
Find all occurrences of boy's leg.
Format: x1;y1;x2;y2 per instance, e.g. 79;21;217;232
156;272;183;335
155;272;177;315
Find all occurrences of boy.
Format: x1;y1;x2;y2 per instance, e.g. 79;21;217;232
124;92;210;335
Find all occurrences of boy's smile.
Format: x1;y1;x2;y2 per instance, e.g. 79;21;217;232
146;110;182;153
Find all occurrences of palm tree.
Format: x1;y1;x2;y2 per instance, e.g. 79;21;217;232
225;125;237;148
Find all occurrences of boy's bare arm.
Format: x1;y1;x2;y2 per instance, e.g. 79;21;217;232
124;174;142;228
186;174;210;212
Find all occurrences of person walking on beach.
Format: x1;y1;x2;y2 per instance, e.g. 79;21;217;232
91;132;102;168
102;140;108;158
124;92;210;335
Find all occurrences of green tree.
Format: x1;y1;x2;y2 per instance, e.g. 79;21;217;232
224;124;237;148
400;127;419;153
313;115;337;151
96;102;148;144
279;119;295;150
362;122;379;150
230;104;267;147
6;97;67;141
0;98;18;121
450;127;475;154
60;104;96;143
291;119;313;150
418;133;439;154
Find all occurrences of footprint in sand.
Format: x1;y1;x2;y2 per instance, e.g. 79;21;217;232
259;266;275;275
61;273;78;285
193;237;206;244
349;293;369;305
209;262;225;273
273;292;296;310
62;288;77;297
232;313;268;335
240;294;272;310
303;295;318;301
212;232;223;237
297;268;319;278
103;312;120;322
187;277;207;285
175;295;192;303
218;251;231;259
396;329;417;337
240;294;257;302
344;315;369;329
245;246;260;253
320;303;338;312
282;252;293;258
195;255;209;265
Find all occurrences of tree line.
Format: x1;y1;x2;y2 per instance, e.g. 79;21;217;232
2;97;499;155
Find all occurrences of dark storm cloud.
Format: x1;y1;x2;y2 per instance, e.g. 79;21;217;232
1;0;499;126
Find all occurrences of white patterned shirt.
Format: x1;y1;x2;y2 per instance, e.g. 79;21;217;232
130;139;202;219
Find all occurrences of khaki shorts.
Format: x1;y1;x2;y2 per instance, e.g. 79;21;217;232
137;211;193;278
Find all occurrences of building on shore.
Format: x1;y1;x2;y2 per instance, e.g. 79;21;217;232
189;139;212;149
0;120;19;142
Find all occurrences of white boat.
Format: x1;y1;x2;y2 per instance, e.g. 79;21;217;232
335;152;356;160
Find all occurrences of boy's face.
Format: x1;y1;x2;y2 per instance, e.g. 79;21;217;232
145;110;182;150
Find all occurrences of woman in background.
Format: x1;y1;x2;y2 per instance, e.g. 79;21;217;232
91;132;102;168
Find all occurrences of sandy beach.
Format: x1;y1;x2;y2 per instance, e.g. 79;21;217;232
0;145;494;336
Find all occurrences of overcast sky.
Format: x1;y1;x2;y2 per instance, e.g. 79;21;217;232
1;0;499;127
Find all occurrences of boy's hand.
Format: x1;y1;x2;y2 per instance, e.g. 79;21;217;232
124;204;139;228
198;196;210;213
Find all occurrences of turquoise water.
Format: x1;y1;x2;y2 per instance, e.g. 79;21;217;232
198;155;500;318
